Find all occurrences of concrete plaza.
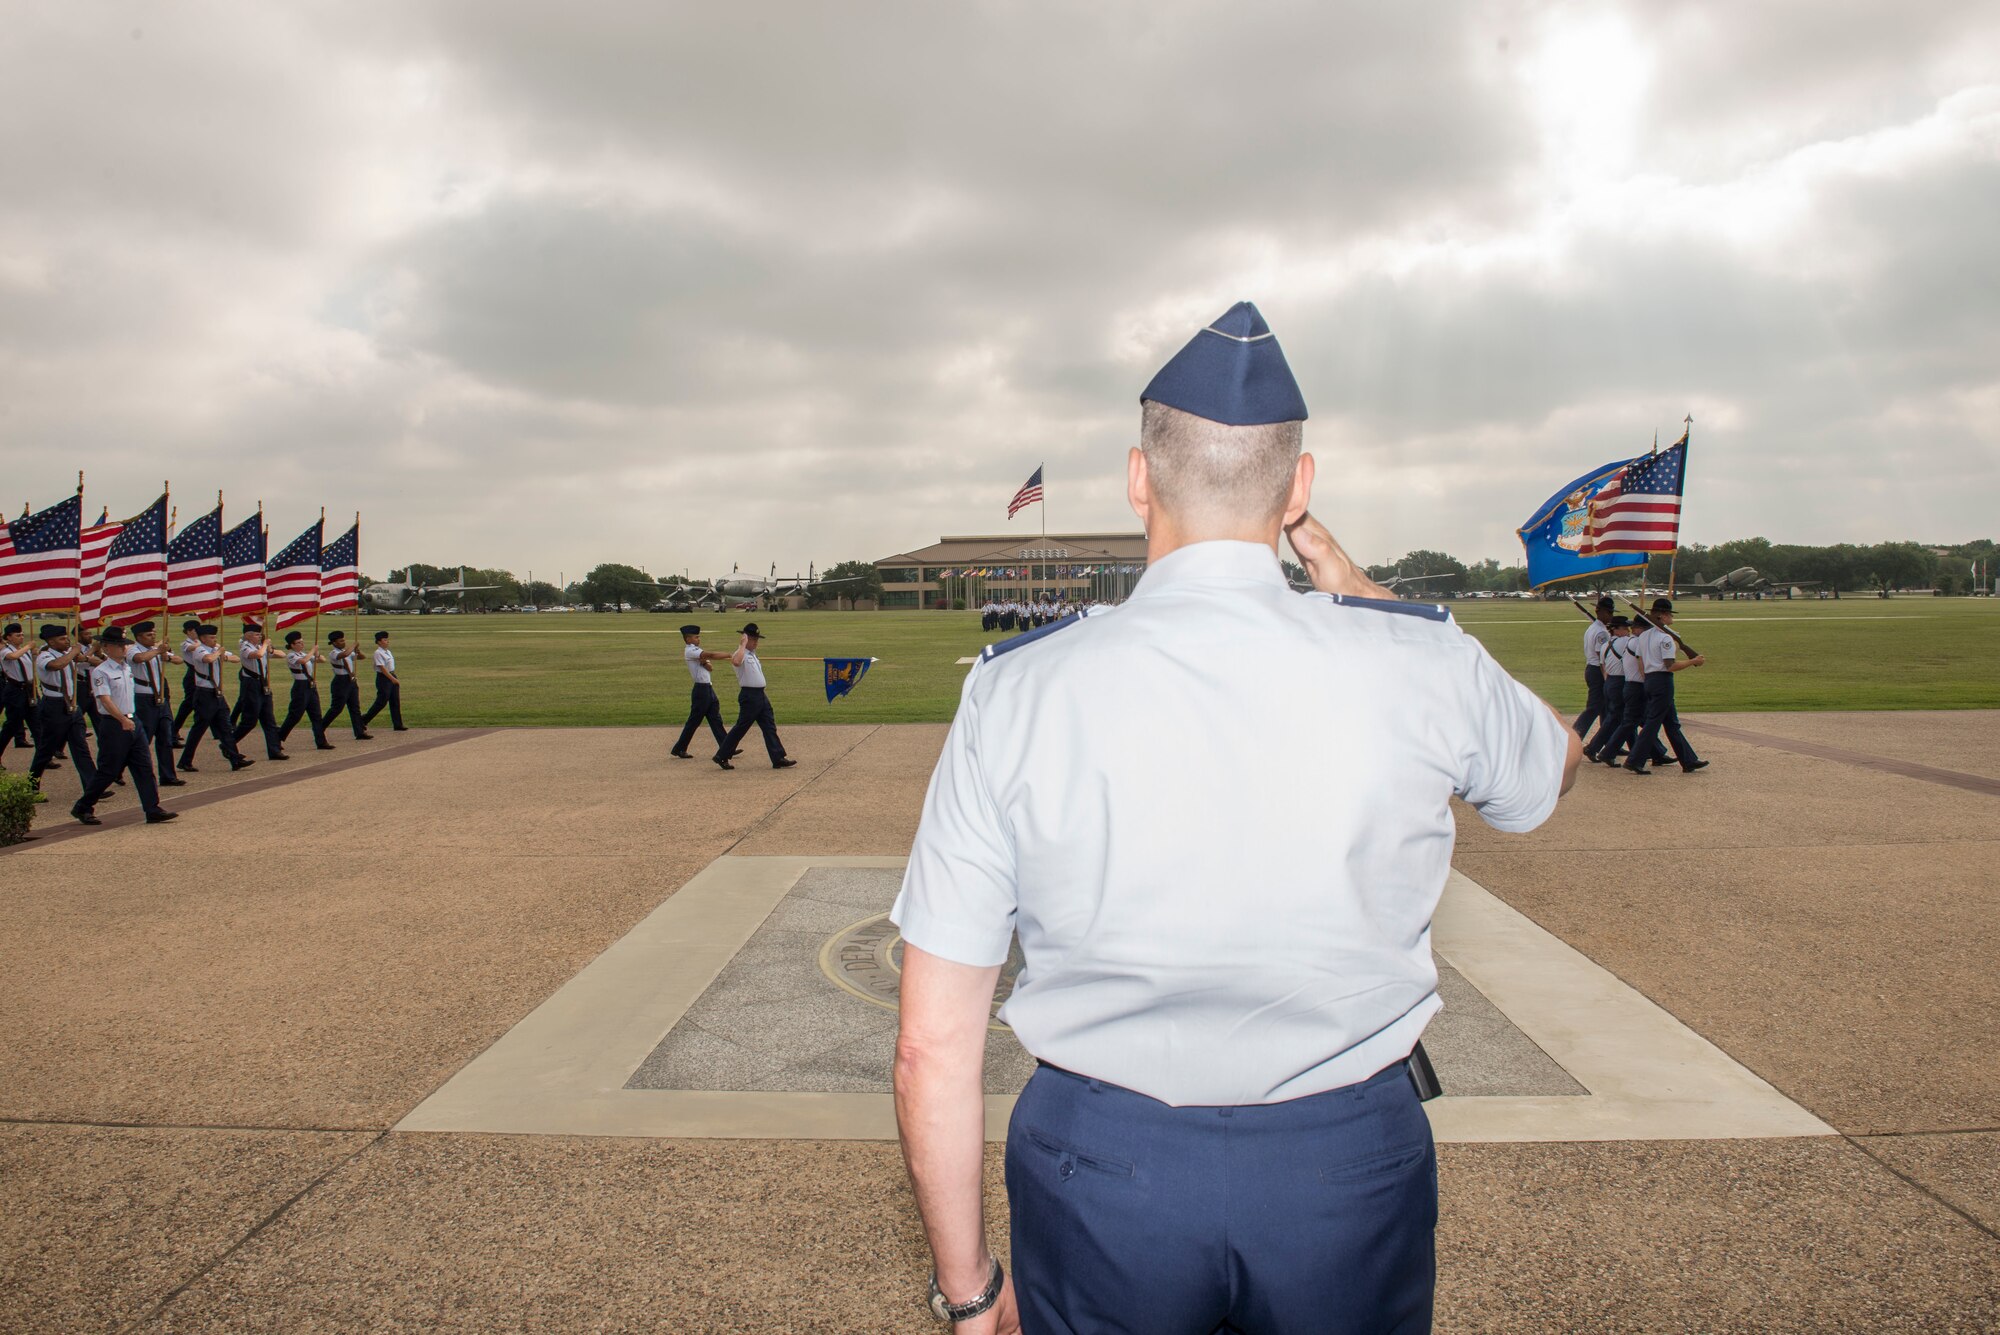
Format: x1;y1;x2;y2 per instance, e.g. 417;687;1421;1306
3;714;1997;1331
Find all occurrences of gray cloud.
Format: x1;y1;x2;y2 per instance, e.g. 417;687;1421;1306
1;0;1995;580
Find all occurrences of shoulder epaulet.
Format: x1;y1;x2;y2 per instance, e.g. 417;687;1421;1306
979;610;1086;663
1313;592;1453;623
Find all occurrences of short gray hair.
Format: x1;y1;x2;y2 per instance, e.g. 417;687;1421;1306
1139;400;1302;523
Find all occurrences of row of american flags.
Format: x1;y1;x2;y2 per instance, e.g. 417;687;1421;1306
933;565;1144;579
0;486;361;630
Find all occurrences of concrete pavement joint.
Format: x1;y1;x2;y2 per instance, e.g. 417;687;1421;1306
1691;720;2000;796
111;1129;390;1335
720;724;883;856
1844;1134;2000;1243
0;1115;381;1134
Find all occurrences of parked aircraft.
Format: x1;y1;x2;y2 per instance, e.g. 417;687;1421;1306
360;568;500;612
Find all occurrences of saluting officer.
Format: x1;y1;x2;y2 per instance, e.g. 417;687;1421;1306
359;630;407;731
178;624;254;773
69;626;178;827
172;619;202;744
128;622;188;788
1625;598;1710;776
669;624;732;760
712;623;796;771
277;630;335;751
29;624;97;790
1574;595;1613;739
321;630;373;740
230;623;288;760
892;302;1580;1332
0;622;33;766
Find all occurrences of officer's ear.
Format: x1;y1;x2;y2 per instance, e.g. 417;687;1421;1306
1281;452;1315;529
1127;446;1154;534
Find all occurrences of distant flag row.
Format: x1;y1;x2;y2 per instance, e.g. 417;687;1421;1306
1517;428;1691;590
0;485;361;628
933;565;1144;579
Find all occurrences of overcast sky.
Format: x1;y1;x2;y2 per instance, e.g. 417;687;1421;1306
3;2;1996;579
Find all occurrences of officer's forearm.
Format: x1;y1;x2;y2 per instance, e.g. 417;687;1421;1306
894;947;1002;1299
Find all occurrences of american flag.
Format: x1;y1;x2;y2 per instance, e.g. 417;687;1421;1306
0;494;84;614
169;503;225;613
1007;465;1044;519
1585;433;1689;555
319;521;360;615
98;493;170;628
266;519;323;629
78;509;124;629
221;514;267;615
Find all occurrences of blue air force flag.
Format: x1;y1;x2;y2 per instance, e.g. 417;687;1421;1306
823;657;876;703
1517;461;1651;590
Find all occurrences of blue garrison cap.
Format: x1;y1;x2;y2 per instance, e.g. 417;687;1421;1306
1140;301;1307;426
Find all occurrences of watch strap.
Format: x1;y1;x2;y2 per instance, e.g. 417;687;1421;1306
930;1258;1004;1323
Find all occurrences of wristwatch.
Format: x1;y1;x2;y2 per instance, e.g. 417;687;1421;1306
928;1258;1004;1324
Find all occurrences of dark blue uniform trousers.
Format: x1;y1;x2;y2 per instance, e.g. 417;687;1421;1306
1572;663;1605;737
720;686;785;764
1585;675;1624;757
673;682;729;755
1627;673;1701;771
76;715;162;816
324;674;367;737
31;698;98;787
233;673;284;756
135;693;177;781
173;667;197;736
180;688;248;768
1006;1061;1436;1335
1596;678;1666;766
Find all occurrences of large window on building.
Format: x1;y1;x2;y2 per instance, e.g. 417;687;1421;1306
880;567;917;584
880;590;919;608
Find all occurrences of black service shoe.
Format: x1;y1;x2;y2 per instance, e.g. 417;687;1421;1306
669;751;692;760
160;777;188;787
316;742;337;751
392;726;410;732
772;758;797;769
145;810;180;824
230;757;256;771
1682;759;1711;772
71;807;101;826
713;756;734;770
1625;765;1652;776
178;763;199;773
269;752;291;761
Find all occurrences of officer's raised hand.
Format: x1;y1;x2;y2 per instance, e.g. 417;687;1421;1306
1285;509;1396;599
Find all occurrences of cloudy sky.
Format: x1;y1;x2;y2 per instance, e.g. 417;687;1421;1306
3;2;1996;580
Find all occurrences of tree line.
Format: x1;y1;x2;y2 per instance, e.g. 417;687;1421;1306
383;538;1993;609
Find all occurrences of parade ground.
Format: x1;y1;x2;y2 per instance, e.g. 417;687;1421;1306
4;708;1997;1333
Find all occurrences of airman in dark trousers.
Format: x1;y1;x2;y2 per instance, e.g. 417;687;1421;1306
0;622;33;766
670;624;731;760
127;622;188;788
322;630;372;739
70;626;178;827
277;630;335;751
178;624;254;774
1625;599;1710;776
171;619;202;745
359;630;406;731
29;625;96;791
714;623;795;770
231;623;288;759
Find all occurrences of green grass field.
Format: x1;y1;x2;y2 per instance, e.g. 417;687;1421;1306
336;597;2000;728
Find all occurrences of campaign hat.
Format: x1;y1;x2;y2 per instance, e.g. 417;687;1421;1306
39;623;66;640
738;622;764;638
1139;301;1307;426
1651;597;1674;614
97;626;129;646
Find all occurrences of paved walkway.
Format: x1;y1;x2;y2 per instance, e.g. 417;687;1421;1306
1;715;1995;1331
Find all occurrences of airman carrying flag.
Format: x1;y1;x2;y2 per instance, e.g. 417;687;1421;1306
823;657;876;702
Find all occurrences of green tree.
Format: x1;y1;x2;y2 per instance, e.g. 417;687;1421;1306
578;563;661;611
807;560;884;608
521;580;562;607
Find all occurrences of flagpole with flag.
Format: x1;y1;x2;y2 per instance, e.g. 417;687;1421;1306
1669;415;1691;598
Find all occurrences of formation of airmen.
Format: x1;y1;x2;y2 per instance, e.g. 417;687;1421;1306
670;622;797;771
979;598;1081;633
0;617;409;828
1572;595;1710;774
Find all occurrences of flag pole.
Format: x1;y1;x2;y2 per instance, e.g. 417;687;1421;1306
1669;414;1691;600
352;512;361;665
312;506;324;654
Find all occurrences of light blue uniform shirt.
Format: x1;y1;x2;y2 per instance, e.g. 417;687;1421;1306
1636;626;1678;674
892;540;1568;1107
